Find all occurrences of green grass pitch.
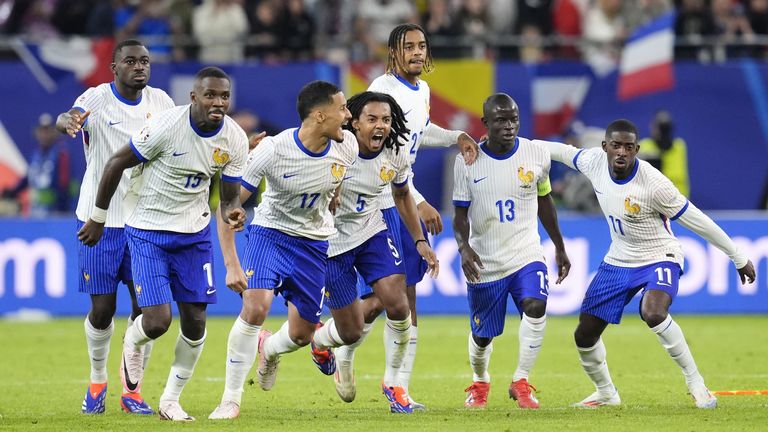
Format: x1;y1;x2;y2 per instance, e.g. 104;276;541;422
1;315;767;431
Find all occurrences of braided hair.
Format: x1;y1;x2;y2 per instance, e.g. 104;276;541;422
385;23;434;76
344;91;410;155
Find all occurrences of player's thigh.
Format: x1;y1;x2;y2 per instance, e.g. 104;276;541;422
637;262;681;320
125;228;173;308
507;261;549;317
357;231;407;311
580;262;638;325
325;251;361;311
398;217;429;287
466;277;511;338
77;222;127;295
285;237;330;325
242;225;289;290
168;229;216;305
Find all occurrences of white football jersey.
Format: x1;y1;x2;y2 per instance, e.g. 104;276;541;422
368;73;431;209
74;82;174;227
244;128;358;240
328;144;411;257
125;105;248;233
453;138;551;283
545;143;687;268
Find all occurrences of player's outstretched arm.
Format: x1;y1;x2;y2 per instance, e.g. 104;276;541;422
453;206;483;283
216;186;252;294
393;183;439;278
537;193;571;283
675;203;756;284
56;109;90;138
421;122;479;165
537;140;582;168
77;144;141;246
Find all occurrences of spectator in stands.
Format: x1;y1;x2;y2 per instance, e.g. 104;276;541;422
747;0;768;57
582;0;626;75
115;0;173;60
675;0;717;61
193;0;249;63
638;110;690;197
624;0;672;30
456;0;491;58
245;0;282;61
307;0;357;62
3;114;72;217
356;0;416;60
51;0;95;35
552;0;585;59
550;120;601;213
711;0;754;59
279;0;315;60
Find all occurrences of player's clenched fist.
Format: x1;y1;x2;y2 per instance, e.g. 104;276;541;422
77;218;105;247
225;207;246;231
58;110;91;138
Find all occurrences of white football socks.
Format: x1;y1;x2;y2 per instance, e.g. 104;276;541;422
651;314;703;385
336;322;373;366
383;314;411;387
127;315;153;370
312;318;344;349
577;338;616;396
513;314;546;381
160;330;206;403
222;317;261;404
84;317;113;384
263;320;300;361
468;332;493;383
397;325;418;392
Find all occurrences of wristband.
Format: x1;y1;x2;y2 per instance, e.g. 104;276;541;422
91;206;107;223
414;239;427;247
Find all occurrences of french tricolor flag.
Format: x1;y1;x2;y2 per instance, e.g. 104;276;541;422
532;62;592;138
617;12;676;100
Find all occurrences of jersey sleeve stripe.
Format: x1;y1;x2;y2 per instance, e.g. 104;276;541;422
242;180;259;192
392;179;408;188
572;149;585;172
670;200;689;221
129;139;148;162
221;174;242;183
453;200;471;207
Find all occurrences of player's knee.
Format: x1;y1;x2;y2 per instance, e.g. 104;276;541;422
89;307;116;329
574;327;599;348
338;326;362;345
641;311;668;329
363;296;384;322
522;299;547;319
142;314;172;339
472;333;492;348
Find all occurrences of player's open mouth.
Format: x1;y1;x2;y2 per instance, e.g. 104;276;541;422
615;159;627;167
209;111;224;120
371;133;385;147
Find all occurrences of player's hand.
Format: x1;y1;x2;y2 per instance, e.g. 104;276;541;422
459;245;484;283
248;131;267;151
329;186;342;215
554;247;571;283
457;132;479;165
77;218;105;247
417;201;443;235
738;260;756;284
416;240;439;278
225;207;246;231
63;110;90;138
225;264;248;294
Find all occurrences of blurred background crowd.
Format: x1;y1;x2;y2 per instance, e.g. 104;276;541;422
1;0;767;66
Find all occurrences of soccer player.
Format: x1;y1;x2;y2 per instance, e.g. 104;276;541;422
77;67;248;421
309;91;439;413
56;39;175;415
542;119;756;408
208;81;357;420
338;23;479;410
453;94;570;409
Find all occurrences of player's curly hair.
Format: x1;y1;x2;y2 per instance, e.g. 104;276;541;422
385;23;434;76
344;91;410;155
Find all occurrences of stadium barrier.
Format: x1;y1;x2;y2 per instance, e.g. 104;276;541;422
0;214;765;317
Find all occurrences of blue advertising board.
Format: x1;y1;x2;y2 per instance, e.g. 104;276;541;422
1;215;765;317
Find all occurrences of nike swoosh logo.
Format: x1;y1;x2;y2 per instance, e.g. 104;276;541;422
206;288;216;295
229;359;245;364
175;374;189;380
172;151;188;157
123;359;139;392
394;340;407;345
403;109;412;116
473;177;487;184
656;282;671;287
343;176;353;180
283;173;299;179
529;345;542;349
594;189;603;194
394;260;403;265
108;120;122;126
540;290;548;296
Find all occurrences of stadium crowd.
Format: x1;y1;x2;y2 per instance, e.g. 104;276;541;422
1;0;767;64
